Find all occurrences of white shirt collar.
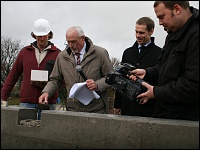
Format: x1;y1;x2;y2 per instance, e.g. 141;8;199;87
79;41;86;55
138;40;151;49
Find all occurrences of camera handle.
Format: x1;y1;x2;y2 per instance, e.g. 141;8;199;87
135;76;144;84
135;76;147;92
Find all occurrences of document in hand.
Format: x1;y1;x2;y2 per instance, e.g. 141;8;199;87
69;82;100;105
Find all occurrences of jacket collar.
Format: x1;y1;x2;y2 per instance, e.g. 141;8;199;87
169;6;199;41
65;36;93;56
27;41;58;51
133;36;155;49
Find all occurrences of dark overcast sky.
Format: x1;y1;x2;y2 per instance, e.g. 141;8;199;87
1;1;199;59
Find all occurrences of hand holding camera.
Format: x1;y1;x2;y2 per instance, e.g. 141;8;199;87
105;63;147;102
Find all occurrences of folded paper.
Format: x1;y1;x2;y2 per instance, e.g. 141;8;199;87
69;82;100;105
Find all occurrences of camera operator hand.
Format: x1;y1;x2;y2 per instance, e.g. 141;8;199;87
128;69;146;80
136;82;155;105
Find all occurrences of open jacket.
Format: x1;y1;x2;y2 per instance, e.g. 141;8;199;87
42;37;113;113
1;41;61;104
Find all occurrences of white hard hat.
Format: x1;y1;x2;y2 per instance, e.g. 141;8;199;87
33;18;51;36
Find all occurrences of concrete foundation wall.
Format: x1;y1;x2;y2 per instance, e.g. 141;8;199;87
1;106;199;149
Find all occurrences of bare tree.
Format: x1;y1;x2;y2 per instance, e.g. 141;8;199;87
110;57;120;69
1;36;23;87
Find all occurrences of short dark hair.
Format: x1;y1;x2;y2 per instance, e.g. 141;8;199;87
31;31;53;40
136;17;155;32
153;1;190;10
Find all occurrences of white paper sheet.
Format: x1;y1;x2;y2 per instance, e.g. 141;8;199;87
31;70;48;81
69;82;100;105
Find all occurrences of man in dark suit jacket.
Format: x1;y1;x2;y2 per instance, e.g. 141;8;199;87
114;17;161;117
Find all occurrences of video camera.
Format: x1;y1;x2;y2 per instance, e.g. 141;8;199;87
105;63;146;102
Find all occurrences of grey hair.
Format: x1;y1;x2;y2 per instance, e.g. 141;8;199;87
67;26;85;37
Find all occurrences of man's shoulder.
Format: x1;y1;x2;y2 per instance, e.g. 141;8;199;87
93;44;106;49
149;43;162;50
93;45;108;53
124;45;135;52
20;44;33;51
51;45;61;52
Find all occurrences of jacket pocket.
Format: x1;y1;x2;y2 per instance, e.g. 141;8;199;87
164;49;184;80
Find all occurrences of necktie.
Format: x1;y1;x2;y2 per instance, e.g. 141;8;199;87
75;53;81;65
139;46;145;54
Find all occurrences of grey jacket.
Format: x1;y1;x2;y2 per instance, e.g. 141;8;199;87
42;37;113;113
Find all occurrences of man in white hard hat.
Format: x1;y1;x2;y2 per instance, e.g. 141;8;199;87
1;18;61;120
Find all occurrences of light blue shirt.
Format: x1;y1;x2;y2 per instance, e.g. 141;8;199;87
138;41;151;53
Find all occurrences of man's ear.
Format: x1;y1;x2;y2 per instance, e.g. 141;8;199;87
173;4;181;15
149;29;154;36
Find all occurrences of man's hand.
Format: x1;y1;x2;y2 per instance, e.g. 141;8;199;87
137;82;155;105
38;92;49;104
128;69;146;80
86;79;98;91
113;108;121;115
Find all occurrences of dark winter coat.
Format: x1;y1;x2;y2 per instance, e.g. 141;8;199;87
114;37;161;117
145;7;199;121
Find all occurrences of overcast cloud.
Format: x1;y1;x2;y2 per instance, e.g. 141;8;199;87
1;1;199;59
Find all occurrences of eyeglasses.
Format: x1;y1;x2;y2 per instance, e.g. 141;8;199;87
64;37;82;46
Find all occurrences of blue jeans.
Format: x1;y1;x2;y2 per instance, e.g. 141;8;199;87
19;103;56;120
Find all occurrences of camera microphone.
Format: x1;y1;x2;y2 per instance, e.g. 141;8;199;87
76;65;87;81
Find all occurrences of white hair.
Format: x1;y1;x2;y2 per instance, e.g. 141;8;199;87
67;26;85;37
